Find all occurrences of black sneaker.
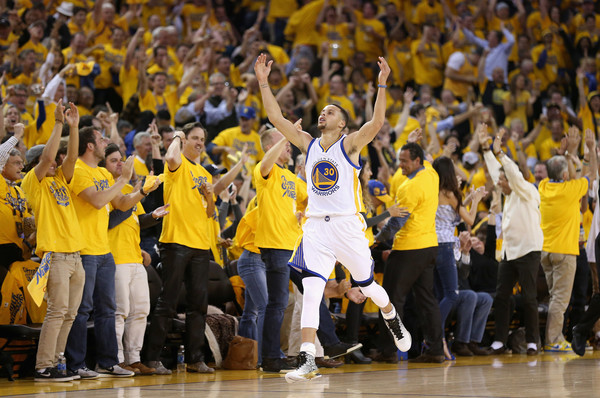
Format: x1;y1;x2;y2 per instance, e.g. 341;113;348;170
260;357;295;373
34;367;73;382
323;342;362;359
383;312;412;352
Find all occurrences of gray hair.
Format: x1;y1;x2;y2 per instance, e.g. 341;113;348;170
133;132;151;148
546;155;568;180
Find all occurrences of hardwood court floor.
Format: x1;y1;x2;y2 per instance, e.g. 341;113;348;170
3;351;600;397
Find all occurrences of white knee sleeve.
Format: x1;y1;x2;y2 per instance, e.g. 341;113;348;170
359;281;390;308
300;277;326;330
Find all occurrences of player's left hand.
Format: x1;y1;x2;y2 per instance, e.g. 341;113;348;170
377;57;390;85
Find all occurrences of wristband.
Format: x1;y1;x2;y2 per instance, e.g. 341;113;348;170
140;187;148;196
378;84;387;88
173;135;181;140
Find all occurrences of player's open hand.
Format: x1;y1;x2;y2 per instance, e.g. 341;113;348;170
254;53;272;84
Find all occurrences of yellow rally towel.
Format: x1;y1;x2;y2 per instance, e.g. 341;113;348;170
27;252;52;307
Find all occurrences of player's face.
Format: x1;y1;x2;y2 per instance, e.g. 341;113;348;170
318;105;344;131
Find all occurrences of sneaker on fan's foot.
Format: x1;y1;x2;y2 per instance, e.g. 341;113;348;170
187;361;214;373
76;367;99;379
544;341;572;353
34;367;73;382
285;351;321;384
383;311;412;352
129;361;156;375
145;361;171;375
95;364;135;378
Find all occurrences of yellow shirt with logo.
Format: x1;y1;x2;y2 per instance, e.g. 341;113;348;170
18;40;48;66
108;184;145;265
392;166;439;251
211;126;264;171
21;167;83;254
253;162;300;250
319;23;353;63
354;15;386;63
159;154;212;250
539;178;588;255
0;179;31;250
71;159;114;255
95;44;126;89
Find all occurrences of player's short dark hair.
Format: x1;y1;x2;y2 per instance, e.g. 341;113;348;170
330;103;349;129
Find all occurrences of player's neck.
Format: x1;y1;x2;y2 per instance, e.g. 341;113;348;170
320;129;342;148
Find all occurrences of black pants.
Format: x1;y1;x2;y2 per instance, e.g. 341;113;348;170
493;251;541;344
379;247;442;356
145;243;210;363
567;247;590;337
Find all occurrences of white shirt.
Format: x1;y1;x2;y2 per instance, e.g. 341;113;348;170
305;136;362;217
484;151;544;261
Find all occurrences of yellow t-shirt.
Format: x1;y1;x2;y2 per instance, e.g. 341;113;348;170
414;1;445;31
159;154;212;250
181;3;208;32
85;14;129;45
211;126;264;171
411;40;443;88
235;206;260;254
18;40;48;66
139;89;178;125
317;87;357;122
95;44;126;89
253;162;301;250
532;44;559;91
538;138;562;162
119;66;138;107
503;90;531;131
0;180;31;250
134;156;149;177
319;23;353;63
21;167;84;254
71;159;114;255
392;166;439;251
539;178;588;255
108;184;145;265
354;15;386;63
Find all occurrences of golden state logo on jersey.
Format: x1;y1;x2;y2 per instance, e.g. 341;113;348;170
311;159;340;196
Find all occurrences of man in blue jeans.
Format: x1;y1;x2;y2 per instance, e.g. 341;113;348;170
66;126;160;378
252;129;299;373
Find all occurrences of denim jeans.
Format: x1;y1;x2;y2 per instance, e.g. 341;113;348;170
65;253;119;370
434;242;459;332
145;243;210;363
454;290;493;344
237;250;267;363
259;248;291;359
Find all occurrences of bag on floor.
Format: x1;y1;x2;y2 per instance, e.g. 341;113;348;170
222;335;258;370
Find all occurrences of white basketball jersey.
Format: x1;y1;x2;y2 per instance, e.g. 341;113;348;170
305;136;362;217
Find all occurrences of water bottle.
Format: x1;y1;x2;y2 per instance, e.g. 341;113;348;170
177;345;185;372
57;352;67;376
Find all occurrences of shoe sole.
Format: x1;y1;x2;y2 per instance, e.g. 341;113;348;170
395;328;412;352
34;377;74;382
96;372;135;378
259;367;294;374
324;343;363;360
285;371;322;383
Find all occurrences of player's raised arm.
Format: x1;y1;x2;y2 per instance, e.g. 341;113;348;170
254;53;313;153
344;57;390;154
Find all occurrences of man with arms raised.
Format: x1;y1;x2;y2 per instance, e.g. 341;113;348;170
255;54;410;383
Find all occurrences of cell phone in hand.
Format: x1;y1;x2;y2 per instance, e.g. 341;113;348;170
227;183;234;195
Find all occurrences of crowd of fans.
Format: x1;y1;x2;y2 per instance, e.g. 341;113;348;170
1;0;600;382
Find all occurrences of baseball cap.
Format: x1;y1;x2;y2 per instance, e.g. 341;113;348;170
462;151;479;167
26;144;45;165
495;2;509;11
204;164;227;176
588;91;600;102
239;106;256;120
368;180;393;203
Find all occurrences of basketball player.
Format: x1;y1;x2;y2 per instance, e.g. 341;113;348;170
255;54;411;383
